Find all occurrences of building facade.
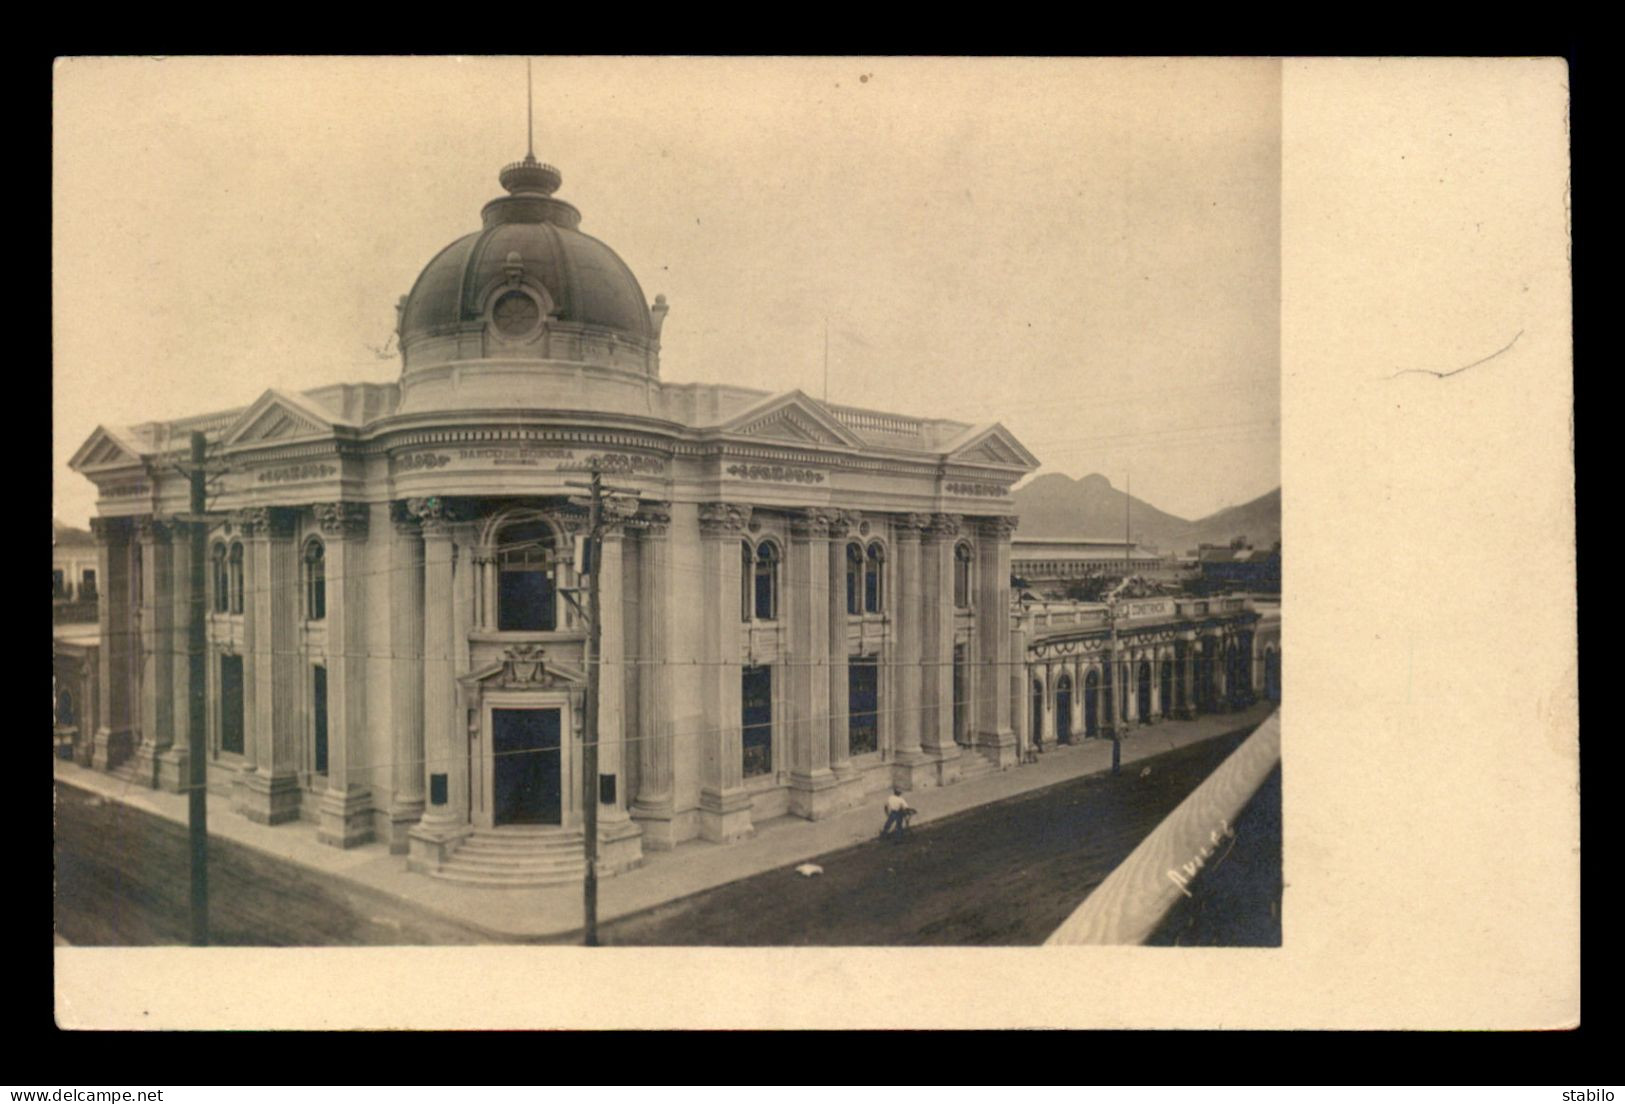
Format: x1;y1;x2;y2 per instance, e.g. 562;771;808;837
1011;536;1185;596
67;151;1041;885
1016;593;1280;750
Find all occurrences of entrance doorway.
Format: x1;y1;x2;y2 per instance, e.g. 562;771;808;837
492;708;562;825
1138;661;1153;720
1055;673;1073;745
1160;660;1173;719
1084;670;1099;737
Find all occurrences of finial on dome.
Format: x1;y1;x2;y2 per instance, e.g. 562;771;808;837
502;58;561;195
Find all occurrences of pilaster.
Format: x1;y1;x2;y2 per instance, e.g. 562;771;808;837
315;501;375;848
232;507;303;825
408;496;473;868
131;517;175;788
826;511;857;790
631;503;679;848
696;502;753;842
973;515;1018;767
787;509;839;818
921;513;962;785
89;517;134;771
889;513;929;790
385;502;426;853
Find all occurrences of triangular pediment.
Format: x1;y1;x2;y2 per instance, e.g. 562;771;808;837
68;425;148;472
221;389;336;447
720;391;865;449
944;423;1041;469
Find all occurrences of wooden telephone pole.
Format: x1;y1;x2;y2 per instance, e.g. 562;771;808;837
564;462;641;947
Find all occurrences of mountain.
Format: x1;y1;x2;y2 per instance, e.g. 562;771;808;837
1011;473;1279;553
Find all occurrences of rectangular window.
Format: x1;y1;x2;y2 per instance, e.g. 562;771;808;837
498;568;556;631
52;570;66;599
742;664;772;777
220;654;245;755
312;665;328;776
848;656;879;755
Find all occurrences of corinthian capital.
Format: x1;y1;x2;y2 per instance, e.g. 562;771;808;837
406;496;459;535
927;513;963;541
893;512;932;540
697;502;752;538
979;514;1020;539
134;516;173;544
314;501;370;539
825;510;860;540
88;516;127;545
789;508;839;540
232;507;294;539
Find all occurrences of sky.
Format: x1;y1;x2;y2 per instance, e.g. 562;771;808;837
53;56;1281;528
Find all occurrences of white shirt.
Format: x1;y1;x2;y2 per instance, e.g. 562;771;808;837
885;794;910;813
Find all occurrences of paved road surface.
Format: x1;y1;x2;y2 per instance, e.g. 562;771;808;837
604;721;1270;946
53;783;489;946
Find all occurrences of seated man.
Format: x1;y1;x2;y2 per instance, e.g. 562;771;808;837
879;787;915;840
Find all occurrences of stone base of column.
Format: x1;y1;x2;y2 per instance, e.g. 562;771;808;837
973;728;1018;769
90;727;133;772
889;749;933;791
406;819;474;872
233;770;302;825
698;787;754;843
154;746;190;793
383;800;425;855
631;800;679;850
128;744;164;789
922;744;963;787
73;733;95;768
596;818;644;875
317;787;376;849
787;768;842;820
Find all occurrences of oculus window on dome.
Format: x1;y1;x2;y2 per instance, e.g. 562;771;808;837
492;289;542;338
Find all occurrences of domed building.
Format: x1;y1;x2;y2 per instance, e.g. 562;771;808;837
67;146;1042;885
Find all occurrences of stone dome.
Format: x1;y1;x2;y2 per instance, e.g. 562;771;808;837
397;155;657;371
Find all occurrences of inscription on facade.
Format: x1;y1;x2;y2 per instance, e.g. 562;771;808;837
1117;598;1175;621
390;447;667;475
726;463;825;484
393;452;452;472
944;481;1008;498
256;463;337;484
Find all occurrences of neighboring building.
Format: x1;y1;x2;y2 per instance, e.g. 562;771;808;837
1016;593;1280;750
65;148;1040;885
53;520;99;625
54;622;100;762
1010;536;1184;597
1193;543;1281;595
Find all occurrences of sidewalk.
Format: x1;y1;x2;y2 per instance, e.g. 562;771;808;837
53;701;1277;942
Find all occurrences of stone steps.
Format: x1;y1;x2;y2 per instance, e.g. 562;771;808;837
429;827;589;889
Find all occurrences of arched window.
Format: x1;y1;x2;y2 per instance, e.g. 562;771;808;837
753;540;780;621
845;542;863;615
954;542;974;608
211;543;229;613
229;541;244;615
741;540;754;623
496;519;557;632
303;539;326;621
1030;679;1044;744
864;542;885;613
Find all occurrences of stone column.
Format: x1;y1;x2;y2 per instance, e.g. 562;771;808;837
90;517;135;770
631;504;678;848
973;515;1018;766
593;516;643;872
889;513;929;789
787;509;838;818
408;497;471;869
1070;657;1085;736
921;514;962;781
157;526;191;791
386;503;425;853
826;511;857;786
696;503;753;842
315;502;373;848
1148;650;1163;722
131;517;174;787
1040;664;1056;745
232;508;302;824
1182;642;1198;719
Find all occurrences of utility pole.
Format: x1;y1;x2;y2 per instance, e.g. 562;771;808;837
185;432;210;944
564;462;642;947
